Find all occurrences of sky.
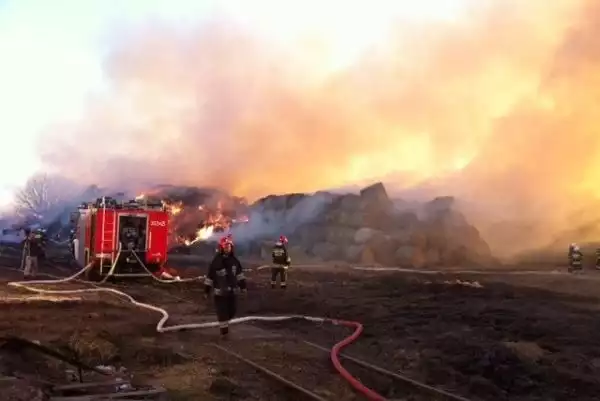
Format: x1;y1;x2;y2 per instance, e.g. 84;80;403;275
1;0;600;255
0;0;467;206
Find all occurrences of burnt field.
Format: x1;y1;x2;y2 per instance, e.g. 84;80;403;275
0;252;599;400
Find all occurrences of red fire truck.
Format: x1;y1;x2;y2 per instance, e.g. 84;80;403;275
70;196;169;280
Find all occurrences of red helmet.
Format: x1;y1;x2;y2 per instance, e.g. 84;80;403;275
219;236;233;250
279;235;288;244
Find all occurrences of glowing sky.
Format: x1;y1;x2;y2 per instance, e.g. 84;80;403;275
0;0;468;206
4;0;600;256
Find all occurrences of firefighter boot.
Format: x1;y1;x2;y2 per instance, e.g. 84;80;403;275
280;268;288;289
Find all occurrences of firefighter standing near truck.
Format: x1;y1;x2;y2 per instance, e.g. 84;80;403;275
69;229;76;258
568;243;583;273
271;235;291;289
34;229;47;261
22;228;43;278
204;236;247;337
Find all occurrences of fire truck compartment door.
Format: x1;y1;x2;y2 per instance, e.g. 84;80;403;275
117;214;148;252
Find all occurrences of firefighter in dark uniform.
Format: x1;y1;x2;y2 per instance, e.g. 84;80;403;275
204;236;246;336
595;247;600;270
271;235;291;289
568;243;583;272
33;229;47;260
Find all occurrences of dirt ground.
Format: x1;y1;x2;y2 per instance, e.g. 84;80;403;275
0;251;599;400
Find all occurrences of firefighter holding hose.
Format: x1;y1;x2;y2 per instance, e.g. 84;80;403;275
271;235;291;289
204;236;247;337
568;243;583;273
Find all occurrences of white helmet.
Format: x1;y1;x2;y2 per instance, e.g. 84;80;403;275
571;243;580;251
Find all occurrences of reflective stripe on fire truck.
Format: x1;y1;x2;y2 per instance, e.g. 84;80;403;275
95;253;112;258
236;273;245;280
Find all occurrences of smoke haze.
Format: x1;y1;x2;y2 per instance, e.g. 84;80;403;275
36;0;600;257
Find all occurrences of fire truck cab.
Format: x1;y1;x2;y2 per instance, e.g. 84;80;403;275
71;196;169;279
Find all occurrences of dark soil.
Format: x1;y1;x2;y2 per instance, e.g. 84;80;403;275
0;251;598;400
245;269;600;401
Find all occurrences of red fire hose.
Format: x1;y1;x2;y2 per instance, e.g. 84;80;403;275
330;319;386;401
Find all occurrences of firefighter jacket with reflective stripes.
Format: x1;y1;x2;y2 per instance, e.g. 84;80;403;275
204;253;246;296
272;242;291;266
569;250;583;266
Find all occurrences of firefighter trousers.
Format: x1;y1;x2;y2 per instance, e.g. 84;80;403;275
23;256;39;277
271;266;288;288
214;292;237;335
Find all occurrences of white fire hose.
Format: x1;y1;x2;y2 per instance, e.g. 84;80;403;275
8;249;326;332
6;248;394;400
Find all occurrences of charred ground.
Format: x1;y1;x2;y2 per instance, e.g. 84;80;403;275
0;251;598;400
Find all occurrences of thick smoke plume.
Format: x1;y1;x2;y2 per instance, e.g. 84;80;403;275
37;0;600;257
